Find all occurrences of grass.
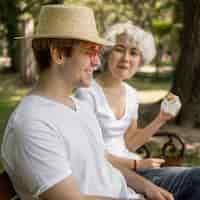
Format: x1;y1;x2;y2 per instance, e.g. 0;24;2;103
0;72;30;170
128;76;171;91
0;73;30;129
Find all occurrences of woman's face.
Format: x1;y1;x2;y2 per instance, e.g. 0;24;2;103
107;33;142;81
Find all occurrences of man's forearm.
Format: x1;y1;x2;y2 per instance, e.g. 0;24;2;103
106;152;133;169
84;195;142;200
84;196;146;200
119;167;151;195
106;154;173;200
106;153;152;196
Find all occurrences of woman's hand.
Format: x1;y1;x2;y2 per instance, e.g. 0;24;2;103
158;111;174;122
136;158;165;169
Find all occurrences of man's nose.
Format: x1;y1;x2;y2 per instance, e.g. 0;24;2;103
90;55;101;69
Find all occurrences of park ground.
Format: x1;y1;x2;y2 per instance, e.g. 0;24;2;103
0;65;200;170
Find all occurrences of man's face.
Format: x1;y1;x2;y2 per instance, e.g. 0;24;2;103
61;41;102;88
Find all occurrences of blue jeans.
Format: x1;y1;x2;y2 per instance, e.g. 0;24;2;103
137;167;200;200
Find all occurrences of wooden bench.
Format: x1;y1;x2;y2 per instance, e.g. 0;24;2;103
137;130;185;166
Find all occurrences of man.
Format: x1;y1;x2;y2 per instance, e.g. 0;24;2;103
1;5;173;200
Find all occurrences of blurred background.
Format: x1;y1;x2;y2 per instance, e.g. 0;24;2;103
0;0;200;167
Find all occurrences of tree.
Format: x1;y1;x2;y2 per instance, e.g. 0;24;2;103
0;0;21;72
171;0;200;128
0;0;64;83
18;0;64;84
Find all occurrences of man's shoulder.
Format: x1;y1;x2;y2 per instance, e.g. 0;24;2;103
8;95;70;133
15;95;59;120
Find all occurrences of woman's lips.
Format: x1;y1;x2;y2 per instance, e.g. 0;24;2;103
117;65;129;70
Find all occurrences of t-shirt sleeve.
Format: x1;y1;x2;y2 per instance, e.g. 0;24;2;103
13;119;72;198
75;88;96;112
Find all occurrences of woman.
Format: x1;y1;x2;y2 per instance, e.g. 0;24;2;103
76;21;172;168
76;21;200;199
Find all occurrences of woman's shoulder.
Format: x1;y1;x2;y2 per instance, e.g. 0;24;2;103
75;79;105;108
123;82;138;96
123;82;140;106
77;80;100;94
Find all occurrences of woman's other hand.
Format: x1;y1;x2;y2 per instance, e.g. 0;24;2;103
158;111;174;122
136;158;165;169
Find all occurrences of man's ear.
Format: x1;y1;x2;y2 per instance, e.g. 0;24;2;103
50;46;64;65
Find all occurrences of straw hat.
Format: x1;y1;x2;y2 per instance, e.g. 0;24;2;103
16;5;107;45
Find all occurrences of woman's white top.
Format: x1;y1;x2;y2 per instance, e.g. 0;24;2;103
76;80;141;160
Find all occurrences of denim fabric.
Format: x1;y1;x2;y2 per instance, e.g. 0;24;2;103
137;167;200;200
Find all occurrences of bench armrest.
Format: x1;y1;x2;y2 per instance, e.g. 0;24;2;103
136;131;185;166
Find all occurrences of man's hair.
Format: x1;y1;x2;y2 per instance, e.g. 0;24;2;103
32;38;75;73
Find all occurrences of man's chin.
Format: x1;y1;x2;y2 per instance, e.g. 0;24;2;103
79;80;92;88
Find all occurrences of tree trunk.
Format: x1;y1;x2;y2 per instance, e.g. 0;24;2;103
19;19;38;85
171;0;200;128
5;2;20;72
19;0;64;85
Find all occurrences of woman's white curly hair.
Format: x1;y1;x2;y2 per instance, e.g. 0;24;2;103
102;21;156;65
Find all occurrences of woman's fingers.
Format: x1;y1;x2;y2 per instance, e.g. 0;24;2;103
148;158;165;167
151;158;165;166
139;158;166;169
151;158;165;163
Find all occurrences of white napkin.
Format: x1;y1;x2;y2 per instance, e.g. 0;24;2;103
161;94;182;116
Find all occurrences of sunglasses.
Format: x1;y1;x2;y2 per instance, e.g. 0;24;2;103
80;42;102;58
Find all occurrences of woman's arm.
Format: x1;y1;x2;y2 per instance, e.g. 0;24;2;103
106;152;165;171
124;112;172;152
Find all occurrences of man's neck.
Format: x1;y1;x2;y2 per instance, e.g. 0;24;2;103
31;70;75;108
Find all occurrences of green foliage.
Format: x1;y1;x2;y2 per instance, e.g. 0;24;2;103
152;20;173;36
127;75;171;91
156;0;177;10
64;0;134;33
0;0;183;71
0;0;64;71
0;72;29;133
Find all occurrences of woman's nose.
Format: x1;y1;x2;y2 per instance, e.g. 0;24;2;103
123;50;130;62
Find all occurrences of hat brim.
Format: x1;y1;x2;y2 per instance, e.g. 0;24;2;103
14;34;108;46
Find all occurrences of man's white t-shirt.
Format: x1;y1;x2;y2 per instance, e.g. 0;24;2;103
76;80;141;160
1;95;140;199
